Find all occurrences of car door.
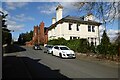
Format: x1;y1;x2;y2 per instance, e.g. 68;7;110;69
53;46;59;56
55;46;60;56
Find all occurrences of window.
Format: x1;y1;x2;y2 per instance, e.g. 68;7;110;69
60;47;69;50
54;46;59;50
88;25;91;32
92;26;95;32
73;37;77;39
78;37;80;39
88;37;89;39
77;24;80;31
70;36;72;40
69;23;72;30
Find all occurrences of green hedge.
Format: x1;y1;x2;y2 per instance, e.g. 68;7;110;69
48;38;91;53
48;37;118;58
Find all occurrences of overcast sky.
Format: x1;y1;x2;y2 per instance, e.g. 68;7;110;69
1;1;119;41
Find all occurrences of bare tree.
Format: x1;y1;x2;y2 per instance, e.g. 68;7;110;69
73;2;119;30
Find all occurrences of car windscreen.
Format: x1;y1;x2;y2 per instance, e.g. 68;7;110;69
35;44;40;46
60;47;69;50
46;46;53;48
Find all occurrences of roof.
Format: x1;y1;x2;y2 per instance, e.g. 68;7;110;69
48;15;102;30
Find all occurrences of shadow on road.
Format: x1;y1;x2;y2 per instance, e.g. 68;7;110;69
2;55;72;80
3;44;26;53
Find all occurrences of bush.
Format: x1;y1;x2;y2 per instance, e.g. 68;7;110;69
90;42;96;53
78;39;89;53
66;39;80;52
108;43;118;56
48;38;90;53
48;38;66;45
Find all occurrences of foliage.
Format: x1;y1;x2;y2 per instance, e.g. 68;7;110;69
96;30;119;59
66;39;80;52
48;38;90;53
2;31;12;45
48;38;66;45
74;2;118;26
108;43;118;56
48;32;119;59
18;30;33;45
1;11;12;45
78;39;89;53
90;42;96;53
100;30;110;55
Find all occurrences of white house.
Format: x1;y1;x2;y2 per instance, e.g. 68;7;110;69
48;4;101;46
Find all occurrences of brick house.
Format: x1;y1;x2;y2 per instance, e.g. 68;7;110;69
26;21;48;46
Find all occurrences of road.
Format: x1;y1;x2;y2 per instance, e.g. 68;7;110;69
3;45;119;79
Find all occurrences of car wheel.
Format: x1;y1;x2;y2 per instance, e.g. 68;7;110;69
59;53;62;58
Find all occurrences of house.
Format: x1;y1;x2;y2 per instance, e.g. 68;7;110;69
48;4;101;46
26;21;48;46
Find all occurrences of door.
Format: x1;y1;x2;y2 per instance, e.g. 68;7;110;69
53;46;59;56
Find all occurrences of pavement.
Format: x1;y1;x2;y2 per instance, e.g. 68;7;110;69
2;44;32;79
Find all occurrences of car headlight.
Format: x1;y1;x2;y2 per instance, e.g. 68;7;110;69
62;51;66;53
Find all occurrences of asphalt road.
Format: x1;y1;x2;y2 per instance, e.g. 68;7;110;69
3;45;119;79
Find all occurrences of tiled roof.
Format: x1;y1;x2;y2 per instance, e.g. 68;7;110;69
48;15;102;30
63;15;83;21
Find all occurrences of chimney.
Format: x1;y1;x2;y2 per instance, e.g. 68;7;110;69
56;4;63;21
52;17;56;24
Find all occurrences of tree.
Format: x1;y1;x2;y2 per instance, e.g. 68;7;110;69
101;30;110;46
18;31;33;45
73;2;119;30
114;32;120;58
1;11;12;45
18;33;25;45
0;11;8;28
97;30;110;58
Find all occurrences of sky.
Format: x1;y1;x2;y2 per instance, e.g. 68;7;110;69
1;1;119;42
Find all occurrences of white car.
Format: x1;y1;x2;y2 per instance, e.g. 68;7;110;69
44;45;53;54
52;45;76;58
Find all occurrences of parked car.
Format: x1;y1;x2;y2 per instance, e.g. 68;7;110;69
52;45;76;58
44;45;53;54
33;44;42;50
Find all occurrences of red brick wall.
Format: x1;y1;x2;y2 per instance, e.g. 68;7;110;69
39;21;45;44
26;21;48;46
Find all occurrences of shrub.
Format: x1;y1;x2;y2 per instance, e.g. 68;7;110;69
66;39;80;52
78;39;89;53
